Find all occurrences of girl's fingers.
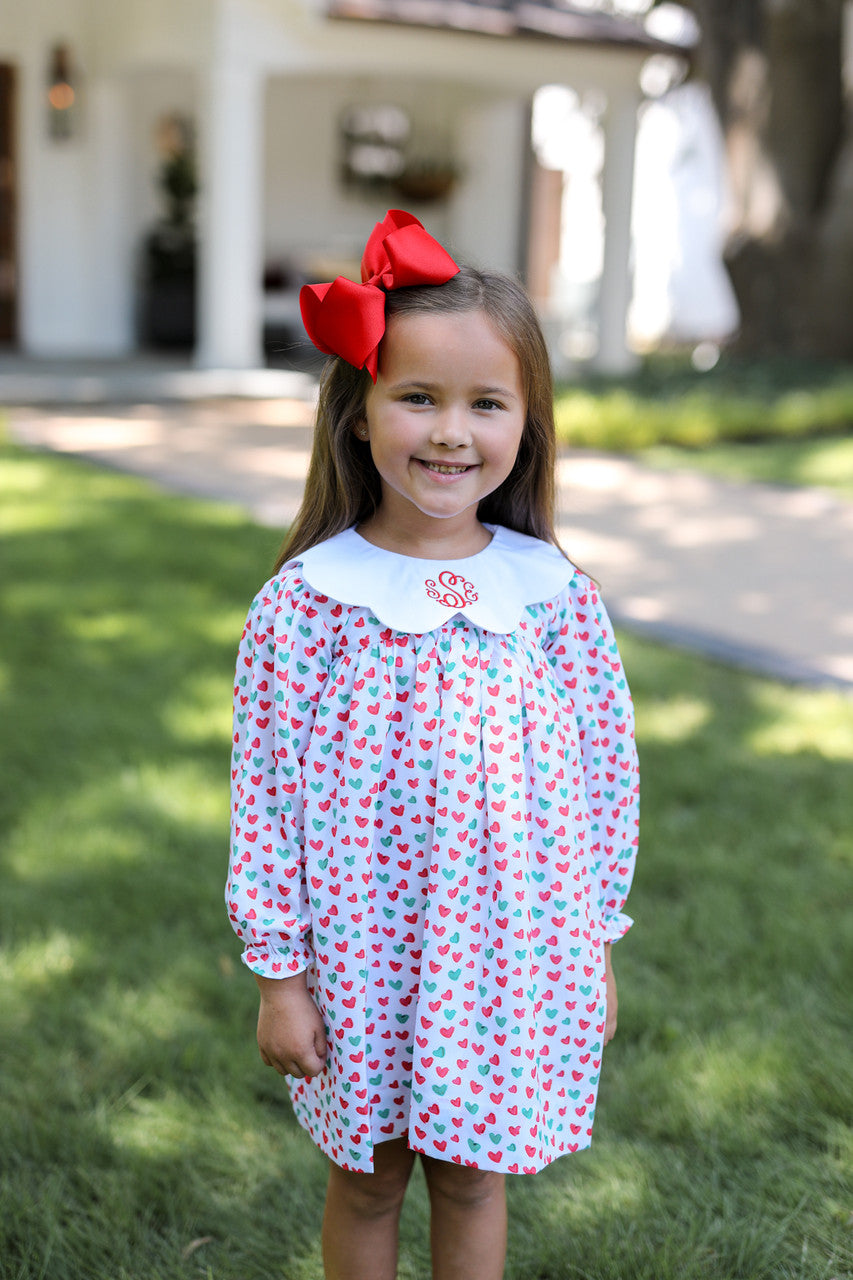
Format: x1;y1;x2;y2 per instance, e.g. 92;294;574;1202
283;1062;314;1080
263;1048;327;1078
258;1045;294;1076
257;1008;328;1077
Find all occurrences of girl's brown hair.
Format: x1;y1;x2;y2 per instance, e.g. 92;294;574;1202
274;266;558;571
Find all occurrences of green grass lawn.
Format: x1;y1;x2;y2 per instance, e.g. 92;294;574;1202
1;444;851;1280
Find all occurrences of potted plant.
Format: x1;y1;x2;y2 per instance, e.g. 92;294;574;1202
394;158;459;204
140;115;198;348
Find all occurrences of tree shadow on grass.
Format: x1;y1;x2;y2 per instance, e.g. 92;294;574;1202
1;446;851;1279
1;449;332;1277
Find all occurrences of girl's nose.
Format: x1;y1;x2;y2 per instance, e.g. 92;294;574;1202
430;407;472;449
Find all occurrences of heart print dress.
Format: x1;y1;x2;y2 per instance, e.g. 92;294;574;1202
227;525;639;1175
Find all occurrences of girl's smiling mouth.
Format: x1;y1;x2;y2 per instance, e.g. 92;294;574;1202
417;459;477;476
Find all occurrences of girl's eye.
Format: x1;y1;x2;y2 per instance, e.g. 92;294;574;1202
474;398;503;411
403;392;432;406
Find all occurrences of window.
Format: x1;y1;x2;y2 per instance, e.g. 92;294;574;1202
340;104;410;187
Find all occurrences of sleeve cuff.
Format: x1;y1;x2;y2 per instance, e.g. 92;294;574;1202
602;912;634;944
241;943;313;979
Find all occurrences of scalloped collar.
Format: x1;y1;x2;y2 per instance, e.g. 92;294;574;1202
295;525;574;634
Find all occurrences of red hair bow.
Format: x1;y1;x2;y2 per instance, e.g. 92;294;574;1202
299;210;460;381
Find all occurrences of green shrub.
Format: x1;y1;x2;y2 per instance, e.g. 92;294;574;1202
554;356;853;451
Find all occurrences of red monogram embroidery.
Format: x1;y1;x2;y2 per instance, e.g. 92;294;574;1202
425;571;479;609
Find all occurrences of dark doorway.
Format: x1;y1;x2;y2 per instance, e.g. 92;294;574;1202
0;64;18;345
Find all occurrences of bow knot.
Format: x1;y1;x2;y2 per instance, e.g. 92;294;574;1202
299;210;460;381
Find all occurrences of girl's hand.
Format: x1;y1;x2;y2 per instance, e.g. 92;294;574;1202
254;973;328;1079
603;943;618;1046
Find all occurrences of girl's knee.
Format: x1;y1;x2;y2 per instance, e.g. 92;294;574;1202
421;1157;505;1208
327;1140;415;1218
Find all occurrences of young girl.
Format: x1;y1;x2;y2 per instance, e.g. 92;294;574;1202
227;210;639;1280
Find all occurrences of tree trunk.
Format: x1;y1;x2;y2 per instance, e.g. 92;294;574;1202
684;0;852;357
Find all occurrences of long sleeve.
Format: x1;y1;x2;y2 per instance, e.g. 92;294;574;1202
226;569;332;977
545;573;640;942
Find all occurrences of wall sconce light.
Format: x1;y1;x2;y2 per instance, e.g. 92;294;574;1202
47;44;76;141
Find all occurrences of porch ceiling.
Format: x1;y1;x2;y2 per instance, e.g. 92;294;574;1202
326;0;690;55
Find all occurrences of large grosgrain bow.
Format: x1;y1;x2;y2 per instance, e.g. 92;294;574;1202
299;210;460;381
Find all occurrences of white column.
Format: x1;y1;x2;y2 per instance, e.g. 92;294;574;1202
196;58;264;369
18;53;89;354
86;76;134;353
595;84;641;374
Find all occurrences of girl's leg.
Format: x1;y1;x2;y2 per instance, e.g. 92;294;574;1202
421;1156;507;1280
322;1137;416;1280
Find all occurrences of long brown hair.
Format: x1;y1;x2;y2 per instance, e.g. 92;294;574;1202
275;266;559;571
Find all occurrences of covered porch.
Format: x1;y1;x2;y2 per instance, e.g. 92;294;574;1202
5;0;688;376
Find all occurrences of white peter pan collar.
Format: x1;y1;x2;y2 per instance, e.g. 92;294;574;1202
295;525;575;634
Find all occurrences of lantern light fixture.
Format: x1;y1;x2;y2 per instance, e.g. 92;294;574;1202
47;44;76;140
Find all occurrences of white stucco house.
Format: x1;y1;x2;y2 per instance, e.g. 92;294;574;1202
0;0;692;376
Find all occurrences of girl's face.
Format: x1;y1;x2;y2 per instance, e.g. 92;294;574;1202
360;309;526;551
